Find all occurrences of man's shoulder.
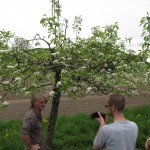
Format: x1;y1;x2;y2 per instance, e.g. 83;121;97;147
125;120;137;126
101;120;138;133
103;122;117;128
101;123;115;131
102;120;137;128
127;120;138;128
24;108;36;119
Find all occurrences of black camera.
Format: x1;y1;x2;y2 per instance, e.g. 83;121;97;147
90;111;106;119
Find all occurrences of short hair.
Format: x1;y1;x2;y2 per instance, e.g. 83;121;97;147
108;93;125;112
30;93;48;108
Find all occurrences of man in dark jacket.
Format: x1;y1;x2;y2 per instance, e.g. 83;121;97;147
21;93;48;150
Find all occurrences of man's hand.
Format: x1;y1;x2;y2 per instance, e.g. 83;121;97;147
31;144;40;150
96;112;108;126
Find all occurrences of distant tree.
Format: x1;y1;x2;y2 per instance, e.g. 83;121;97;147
12;37;31;49
0;1;149;149
0;30;14;50
139;11;150;61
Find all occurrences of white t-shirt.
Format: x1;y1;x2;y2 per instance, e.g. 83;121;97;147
94;121;138;150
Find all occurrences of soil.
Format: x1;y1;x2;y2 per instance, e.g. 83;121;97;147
0;94;150;121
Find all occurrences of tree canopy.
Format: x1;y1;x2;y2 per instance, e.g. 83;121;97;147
0;18;149;101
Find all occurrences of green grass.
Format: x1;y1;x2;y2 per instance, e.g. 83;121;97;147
0;105;149;150
0;119;24;150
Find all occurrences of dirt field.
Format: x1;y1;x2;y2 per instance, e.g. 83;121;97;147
0;94;150;121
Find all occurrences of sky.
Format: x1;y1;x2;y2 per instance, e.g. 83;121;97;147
0;0;150;50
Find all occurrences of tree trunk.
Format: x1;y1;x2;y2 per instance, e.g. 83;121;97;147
45;70;61;150
45;92;61;150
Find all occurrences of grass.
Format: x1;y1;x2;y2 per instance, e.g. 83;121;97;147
0;105;149;150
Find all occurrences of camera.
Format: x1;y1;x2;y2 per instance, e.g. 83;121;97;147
90;111;106;119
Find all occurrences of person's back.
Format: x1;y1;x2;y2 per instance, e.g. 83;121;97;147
95;120;138;150
93;93;138;150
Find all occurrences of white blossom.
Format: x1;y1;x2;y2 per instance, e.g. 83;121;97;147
15;77;21;81
117;53;121;56
7;65;16;69
111;73;116;76
104;64;108;67
34;71;40;75
2;81;9;84
61;57;65;60
123;64;128;68
113;61;117;65
81;66;86;69
70;45;76;49
21;87;26;92
145;72;150;77
2;101;9;106
134;78;139;83
77;50;80;54
61;69;68;74
56;81;62;88
86;87;92;93
60;62;67;65
68;86;78;92
100;69;106;73
49;91;55;97
72;86;78;92
67;58;72;60
51;52;60;56
53;60;58;63
116;66;122;69
110;78;115;83
131;90;139;95
95;77;101;82
84;59;89;61
125;73;133;78
25;91;30;95
64;64;70;67
106;74;111;79
32;83;37;87
98;52;104;56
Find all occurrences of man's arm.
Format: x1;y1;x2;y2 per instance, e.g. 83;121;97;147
21;134;32;148
93;112;108;150
93;144;102;150
21;134;40;150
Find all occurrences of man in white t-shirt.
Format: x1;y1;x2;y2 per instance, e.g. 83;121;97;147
93;93;138;150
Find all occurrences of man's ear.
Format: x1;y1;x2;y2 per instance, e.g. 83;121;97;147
111;105;116;111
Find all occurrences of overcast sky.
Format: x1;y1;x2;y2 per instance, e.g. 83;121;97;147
0;0;150;50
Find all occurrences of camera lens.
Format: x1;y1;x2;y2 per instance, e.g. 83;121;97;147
90;111;106;119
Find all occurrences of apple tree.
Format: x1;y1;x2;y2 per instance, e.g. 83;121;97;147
0;1;149;149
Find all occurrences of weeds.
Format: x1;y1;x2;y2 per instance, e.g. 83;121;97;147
0;105;149;150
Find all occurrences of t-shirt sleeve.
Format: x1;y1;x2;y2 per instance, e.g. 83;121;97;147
94;126;107;148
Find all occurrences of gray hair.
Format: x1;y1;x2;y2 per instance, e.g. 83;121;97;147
30;93;48;108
